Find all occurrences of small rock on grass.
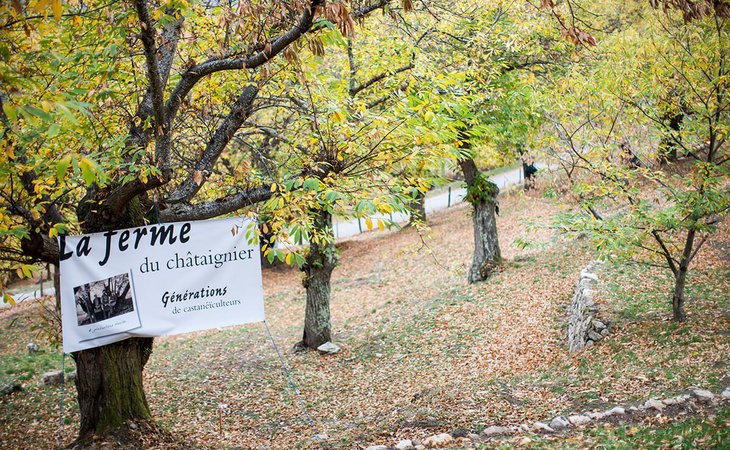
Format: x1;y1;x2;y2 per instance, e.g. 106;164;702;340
422;433;453;448
1;382;23;396
365;446;388;450
692;389;715;403
467;433;481;443
644;399;665;411
41;370;64;386
549;416;570;430
568;415;591;426
722;388;730;400
481;425;511;437
316;342;340;355
395;439;414;450
605;406;625;416
532;422;554;433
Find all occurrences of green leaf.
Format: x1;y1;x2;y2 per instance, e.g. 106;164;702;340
47;123;61;137
56;155;71;180
24;106;53;122
303;178;320;191
79;157;97;185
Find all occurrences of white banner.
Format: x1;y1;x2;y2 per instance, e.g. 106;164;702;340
59;217;265;352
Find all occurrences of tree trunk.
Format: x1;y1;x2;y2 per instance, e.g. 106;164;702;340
672;269;687;322
672;228;696;322
301;209;338;349
659;111;683;164
71;195;155;441
460;158;501;283
407;190;426;226
73;337;153;440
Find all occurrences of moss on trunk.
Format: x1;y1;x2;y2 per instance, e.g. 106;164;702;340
301;209;338;349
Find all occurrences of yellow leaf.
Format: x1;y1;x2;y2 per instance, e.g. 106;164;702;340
52;0;61;21
377;219;385;231
285;252;292;265
33;0;50;14
3;294;15;306
72;15;83;26
365;217;373;230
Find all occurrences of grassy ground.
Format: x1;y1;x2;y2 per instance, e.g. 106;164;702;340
0;190;727;449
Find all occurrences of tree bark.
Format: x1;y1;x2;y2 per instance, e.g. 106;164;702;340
672;228;696;322
71;196;154;440
460;158;501;283
300;209;338;349
659;110;684;164
407;190;426;226
73;337;153;440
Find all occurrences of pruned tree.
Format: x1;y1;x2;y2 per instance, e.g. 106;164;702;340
542;0;728;321
0;0;392;442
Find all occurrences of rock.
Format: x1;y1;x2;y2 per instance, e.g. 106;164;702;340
629;406;639;412
568;414;591;426
587;412;604;420
414;446;426;450
128;422;138;430
422;433;453;448
519;424;531;432
644;399;664;411
466;433;481;443
316;342;341;355
41;370;65;386
452;428;469;438
365;446;388;450
1;382;23;396
663;398;677;406
532;421;554;433
592;320;606;330
580;271;598;281
588;330;604;341
605;407;625;416
481;426;511;437
692;389;715;403
722;387;730;400
27;343;39;354
394;439;414;450
549;416;570;430
600;328;610;337
585;340;594;347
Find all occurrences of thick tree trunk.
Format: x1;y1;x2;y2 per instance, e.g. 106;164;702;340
71;196;154;441
407;190;426;226
73;337;153;440
301;209;338;349
460;158;501;283
468;193;501;282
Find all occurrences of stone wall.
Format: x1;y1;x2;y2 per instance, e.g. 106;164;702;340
567;262;609;352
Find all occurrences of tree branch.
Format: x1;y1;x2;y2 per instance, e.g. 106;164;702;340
159;186;272;222
165;0;324;124
168;84;259;203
